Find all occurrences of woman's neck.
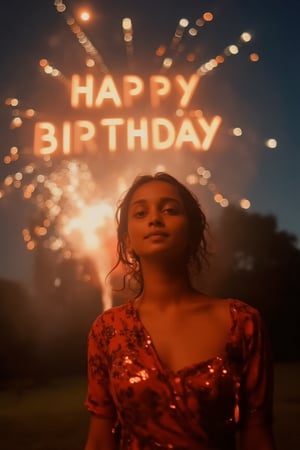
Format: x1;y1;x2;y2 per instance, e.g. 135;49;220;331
137;259;197;307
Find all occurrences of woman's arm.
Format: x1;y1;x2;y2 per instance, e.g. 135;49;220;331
238;305;276;450
84;415;119;450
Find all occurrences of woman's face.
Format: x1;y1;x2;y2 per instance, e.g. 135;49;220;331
125;180;190;261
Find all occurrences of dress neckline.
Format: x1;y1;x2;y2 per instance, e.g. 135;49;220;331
128;298;238;376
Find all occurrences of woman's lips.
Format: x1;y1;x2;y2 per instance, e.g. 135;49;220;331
144;231;169;239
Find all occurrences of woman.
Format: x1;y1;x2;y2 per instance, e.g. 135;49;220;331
84;172;276;450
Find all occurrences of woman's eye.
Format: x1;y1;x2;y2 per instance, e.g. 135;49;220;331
133;210;147;218
163;207;178;215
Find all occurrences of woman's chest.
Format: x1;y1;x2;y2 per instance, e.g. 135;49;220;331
138;307;231;373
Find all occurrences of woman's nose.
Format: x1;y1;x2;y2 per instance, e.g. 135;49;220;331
149;209;164;226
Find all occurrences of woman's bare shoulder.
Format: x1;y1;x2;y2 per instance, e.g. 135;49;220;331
193;294;261;329
200;294;259;313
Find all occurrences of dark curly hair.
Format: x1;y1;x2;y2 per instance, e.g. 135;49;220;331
110;172;209;295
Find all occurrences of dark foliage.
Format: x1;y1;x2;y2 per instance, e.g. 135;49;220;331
206;206;300;362
0;279;37;385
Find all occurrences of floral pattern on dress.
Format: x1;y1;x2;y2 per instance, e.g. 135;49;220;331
85;299;273;450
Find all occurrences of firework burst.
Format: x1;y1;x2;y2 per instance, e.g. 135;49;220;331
1;0;279;308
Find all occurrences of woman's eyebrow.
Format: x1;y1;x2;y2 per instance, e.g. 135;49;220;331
130;197;180;207
159;197;180;203
129;199;147;207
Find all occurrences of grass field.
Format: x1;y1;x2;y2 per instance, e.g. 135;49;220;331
0;363;299;450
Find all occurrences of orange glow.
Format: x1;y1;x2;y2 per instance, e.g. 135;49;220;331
86;58;95;68
186;174;198;185
26;241;36;251
13;180;22;189
249;52;260;62
203;12;214;22
22;229;31;242
34;226;47;236
62;202;114;250
39;58;48;67
11;98;19;106
240;198;251;209
3;156;11;164
24;165;34;174
25;108;35;118
9;147;17;156
14;172;23;181
79;10;91;22
215;55;225;64
10;117;22;129
214;194;223;203
186;53;196;62
175;109;184;117
155;45;167;57
220;199;229;207
23;189;33;199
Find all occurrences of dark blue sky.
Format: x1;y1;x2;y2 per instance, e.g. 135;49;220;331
0;0;299;287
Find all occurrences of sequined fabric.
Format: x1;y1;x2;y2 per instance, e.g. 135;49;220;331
85;299;273;450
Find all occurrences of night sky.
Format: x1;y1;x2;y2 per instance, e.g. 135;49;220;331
0;0;299;288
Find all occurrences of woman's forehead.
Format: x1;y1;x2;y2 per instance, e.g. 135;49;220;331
129;180;181;203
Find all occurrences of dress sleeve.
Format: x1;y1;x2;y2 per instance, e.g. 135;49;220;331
238;306;274;428
84;315;117;419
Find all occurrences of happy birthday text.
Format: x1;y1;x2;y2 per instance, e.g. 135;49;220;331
33;74;222;155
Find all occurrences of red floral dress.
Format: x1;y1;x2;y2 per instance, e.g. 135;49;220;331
85;299;273;450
